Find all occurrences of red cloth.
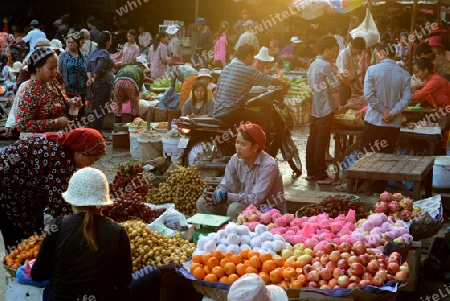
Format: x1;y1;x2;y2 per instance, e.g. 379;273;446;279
46;128;106;155
238;123;266;150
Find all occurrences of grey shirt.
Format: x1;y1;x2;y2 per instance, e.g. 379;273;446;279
182;98;214;117
219;151;287;214
307;55;340;118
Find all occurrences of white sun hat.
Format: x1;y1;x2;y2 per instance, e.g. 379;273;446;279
290;36;302;44
254;46;274;62
227;274;288;301
166;25;180;35
62;167;113;207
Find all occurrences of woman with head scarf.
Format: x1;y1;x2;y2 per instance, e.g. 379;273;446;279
31;167;132;301
16;47;79;137
58;32;90;120
0;127;106;249
196;123;286;219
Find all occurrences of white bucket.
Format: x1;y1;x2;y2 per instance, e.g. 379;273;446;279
138;138;163;162
162;138;182;162
433;156;450;189
129;132;140;158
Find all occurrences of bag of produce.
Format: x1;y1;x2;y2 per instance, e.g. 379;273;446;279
148;208;188;237
350;8;380;48
16;261;51;288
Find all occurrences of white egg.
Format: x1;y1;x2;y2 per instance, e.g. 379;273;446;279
237;225;250;236
255;224;268;235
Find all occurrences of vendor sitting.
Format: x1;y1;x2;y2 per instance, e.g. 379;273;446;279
196;123;286;219
182;80;214;117
252;46;275;74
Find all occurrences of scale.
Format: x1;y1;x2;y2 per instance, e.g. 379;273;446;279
186;213;230;244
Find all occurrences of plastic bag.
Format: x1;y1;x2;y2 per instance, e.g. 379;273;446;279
16;262;51;288
350;8;380;48
147;208;187;236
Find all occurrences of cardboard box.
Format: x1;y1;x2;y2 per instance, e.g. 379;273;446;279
112;131;130;148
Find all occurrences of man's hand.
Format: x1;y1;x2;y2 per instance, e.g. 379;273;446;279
202;186;214;206
382;108;394;123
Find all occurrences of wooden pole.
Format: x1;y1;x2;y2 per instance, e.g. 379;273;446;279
408;0;418;75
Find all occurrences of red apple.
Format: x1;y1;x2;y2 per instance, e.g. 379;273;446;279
371;275;384;287
340;252;351;260
329;250;340;263
319;267;332;281
320;254;330;265
353;242;367;256
312;261;323;269
359;254;370;265
376;269;388;281
338;275;350;288
324;242;337;255
328;278;338;288
389;252;401;262
387;262;400;275
375;253;386;260
348;255;361;265
337;258;348;269
307;270;320;282
333;267;345;279
361;272;373;281
315;250;324;258
359;279;372;287
326;261;337;271
367;260;380;274
339;242;352;253
350;262;365;276
350;275;360;284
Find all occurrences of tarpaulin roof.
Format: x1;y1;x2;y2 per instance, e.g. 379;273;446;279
291;0;365;19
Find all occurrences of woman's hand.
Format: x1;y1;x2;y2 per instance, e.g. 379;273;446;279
55;117;74;129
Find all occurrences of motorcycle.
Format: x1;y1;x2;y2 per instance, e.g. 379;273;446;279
177;87;302;176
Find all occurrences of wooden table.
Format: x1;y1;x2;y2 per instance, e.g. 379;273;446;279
333;127;441;181
345;153;434;201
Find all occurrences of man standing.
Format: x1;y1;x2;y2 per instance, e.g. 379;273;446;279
305;36;340;185
234;21;259;52
22;20;46;53
192;18;213;69
363;42;411;154
335;37;365;107
86;17;100;43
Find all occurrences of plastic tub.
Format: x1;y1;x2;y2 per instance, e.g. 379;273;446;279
433;156;450;189
138;138;163;162
162;138;182;161
129;131;140;159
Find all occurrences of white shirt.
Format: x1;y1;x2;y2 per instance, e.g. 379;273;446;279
6;80;30;129
22;28;47;52
234;31;259;51
336;46;359;81
139;32;152;48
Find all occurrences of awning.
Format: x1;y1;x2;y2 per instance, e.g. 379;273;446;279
291;0;366;19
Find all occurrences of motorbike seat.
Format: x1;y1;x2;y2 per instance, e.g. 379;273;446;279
190;117;230;128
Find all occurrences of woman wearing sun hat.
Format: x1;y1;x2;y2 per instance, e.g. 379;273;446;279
31;167;132;301
253;46;274;74
167;25;181;57
0;127;106;249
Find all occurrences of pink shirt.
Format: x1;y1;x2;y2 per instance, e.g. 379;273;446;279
214;33;227;67
413;73;450;108
113;42;139;64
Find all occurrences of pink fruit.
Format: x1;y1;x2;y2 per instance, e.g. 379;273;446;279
375;202;388;213
387;201;400;213
399;209;412;222
379;191;392;203
399;198;413;211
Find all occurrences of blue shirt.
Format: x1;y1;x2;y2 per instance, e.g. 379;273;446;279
364;59;411;128
86;48;114;85
307;56;340;118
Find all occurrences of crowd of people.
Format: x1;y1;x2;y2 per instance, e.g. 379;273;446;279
1;9;450;301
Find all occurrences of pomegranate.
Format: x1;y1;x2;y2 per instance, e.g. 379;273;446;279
348;255;361;264
337;258;348;269
367;260;380;274
389;252;401;262
338;275;350;288
387;262;400;274
371;275;384;287
319;267;332;281
350;262;365;276
307;270;320;282
339;242;352;253
359;279;372;287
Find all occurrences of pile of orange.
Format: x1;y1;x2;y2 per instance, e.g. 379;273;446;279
189;249;308;288
4;234;44;270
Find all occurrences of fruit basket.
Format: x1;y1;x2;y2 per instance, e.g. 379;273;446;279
192;282;228;301
409;218;444;241
3;263;16;277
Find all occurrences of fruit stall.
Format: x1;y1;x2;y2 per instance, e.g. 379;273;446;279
281;72;312;126
1;159;444;300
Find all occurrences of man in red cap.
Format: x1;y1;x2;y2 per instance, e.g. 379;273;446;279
197;123;286;219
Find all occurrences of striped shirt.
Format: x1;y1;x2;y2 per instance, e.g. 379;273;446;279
213;59;273;116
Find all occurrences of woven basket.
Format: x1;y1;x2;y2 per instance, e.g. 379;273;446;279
410;218;444;241
3;263;16;277
192;282;228;301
